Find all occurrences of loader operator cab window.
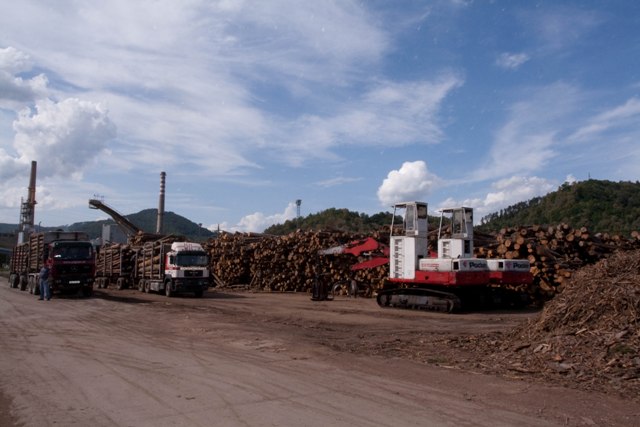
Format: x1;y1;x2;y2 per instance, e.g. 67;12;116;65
404;206;415;233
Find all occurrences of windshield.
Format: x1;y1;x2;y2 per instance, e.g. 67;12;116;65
51;242;94;261
175;252;209;267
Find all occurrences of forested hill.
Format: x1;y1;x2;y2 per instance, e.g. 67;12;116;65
264;208;396;235
478;180;640;236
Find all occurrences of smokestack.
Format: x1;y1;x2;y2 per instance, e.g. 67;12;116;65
26;160;37;227
18;160;38;243
156;171;166;234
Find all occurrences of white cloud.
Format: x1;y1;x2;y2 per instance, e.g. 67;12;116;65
316;176;362;188
216;202;298;233
0;47;48;110
470;82;585;182
377;161;440;206
525;6;602;53
439;176;557;222
6;98;116;181
568;97;640;143
496;52;530;69
277;75;463;165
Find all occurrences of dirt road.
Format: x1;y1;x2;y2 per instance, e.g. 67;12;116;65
1;280;638;426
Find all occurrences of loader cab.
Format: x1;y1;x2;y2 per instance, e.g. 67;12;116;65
389;202;429;280
437;207;474;259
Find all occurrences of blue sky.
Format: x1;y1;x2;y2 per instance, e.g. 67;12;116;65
1;1;639;232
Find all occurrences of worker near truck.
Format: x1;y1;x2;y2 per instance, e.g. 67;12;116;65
38;264;51;301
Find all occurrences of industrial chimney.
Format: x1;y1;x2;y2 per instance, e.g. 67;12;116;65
156;171;166;234
17;161;38;243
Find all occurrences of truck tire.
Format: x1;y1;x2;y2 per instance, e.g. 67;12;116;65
116;278;125;290
165;280;173;297
194;289;203;298
19;275;28;291
137;280;144;292
82;286;93;297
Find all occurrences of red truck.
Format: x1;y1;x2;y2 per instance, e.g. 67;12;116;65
9;231;96;297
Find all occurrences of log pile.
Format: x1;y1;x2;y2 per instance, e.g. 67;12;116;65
474;224;640;301
95;243;135;277
206;230;389;292
206;224;639;305
135;235;181;280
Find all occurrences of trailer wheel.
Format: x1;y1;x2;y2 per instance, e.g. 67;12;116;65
144;280;150;293
165;280;173;297
116;278;125;290
19;275;28;291
137;280;144;292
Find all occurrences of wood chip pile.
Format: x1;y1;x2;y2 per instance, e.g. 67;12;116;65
469;249;640;398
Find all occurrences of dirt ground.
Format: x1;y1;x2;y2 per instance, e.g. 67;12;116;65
1;279;638;426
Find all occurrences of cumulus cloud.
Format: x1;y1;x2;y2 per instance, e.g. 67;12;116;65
4;98;116;181
377;161;440;206
0;47;48;109
216;202;298;233
496;52;530;69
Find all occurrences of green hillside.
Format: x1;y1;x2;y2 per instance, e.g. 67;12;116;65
478;180;640;236
264;208;395;235
263;207;442;235
68;209;214;241
0;209;214;243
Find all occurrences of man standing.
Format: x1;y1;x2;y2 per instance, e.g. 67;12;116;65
39;264;51;301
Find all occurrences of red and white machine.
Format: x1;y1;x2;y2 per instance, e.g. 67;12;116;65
377;202;532;312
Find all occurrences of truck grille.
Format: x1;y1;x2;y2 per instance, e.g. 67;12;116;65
184;270;203;277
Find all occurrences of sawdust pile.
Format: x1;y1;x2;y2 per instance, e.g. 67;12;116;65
480;249;640;398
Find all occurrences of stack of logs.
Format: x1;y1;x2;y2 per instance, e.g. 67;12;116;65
206;230;389;292
206;225;640;304
135;235;182;279
95;243;136;277
474;224;640;301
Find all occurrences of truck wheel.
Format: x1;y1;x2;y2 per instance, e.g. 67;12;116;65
19;275;28;291
165;281;173;297
82;287;93;297
137;280;144;292
144;281;150;293
116;278;125;290
194;289;203;298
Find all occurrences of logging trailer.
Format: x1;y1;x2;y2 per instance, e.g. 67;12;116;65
89;198;210;297
9;231;95;297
